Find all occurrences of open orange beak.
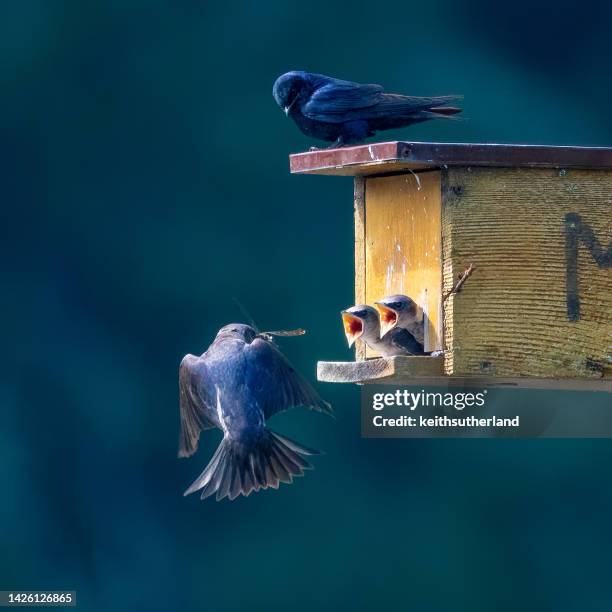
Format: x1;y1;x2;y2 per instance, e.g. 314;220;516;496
374;303;398;338
341;311;364;348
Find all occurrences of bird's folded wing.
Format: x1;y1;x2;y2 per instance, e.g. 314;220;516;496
178;354;217;458
302;79;384;122
245;338;333;420
306;89;462;123
391;328;425;356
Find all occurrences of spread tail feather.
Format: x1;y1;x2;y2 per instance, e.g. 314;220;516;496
184;430;321;501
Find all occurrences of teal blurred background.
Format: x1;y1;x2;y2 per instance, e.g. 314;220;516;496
2;1;612;610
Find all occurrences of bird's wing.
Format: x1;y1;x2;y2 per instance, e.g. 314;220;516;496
178;354;218;458
302;78;384;122
306;84;462;124
244;338;333;420
390;328;426;356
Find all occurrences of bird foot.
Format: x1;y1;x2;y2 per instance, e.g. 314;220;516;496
309;139;346;152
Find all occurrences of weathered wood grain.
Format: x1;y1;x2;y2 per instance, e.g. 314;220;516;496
354;176;367;361
441;169;457;375
364;171;443;353
317;356;444;383
290;142;612;176
442;167;612;378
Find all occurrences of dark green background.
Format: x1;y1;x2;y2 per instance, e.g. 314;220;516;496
2;1;612;610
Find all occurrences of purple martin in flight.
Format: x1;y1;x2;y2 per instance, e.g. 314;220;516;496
341;305;425;357
179;324;332;501
273;71;462;147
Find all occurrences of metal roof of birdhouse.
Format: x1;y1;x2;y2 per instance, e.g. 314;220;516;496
290;141;612;176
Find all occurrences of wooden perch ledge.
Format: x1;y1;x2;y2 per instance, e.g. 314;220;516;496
317;357;612;391
318;356;444;383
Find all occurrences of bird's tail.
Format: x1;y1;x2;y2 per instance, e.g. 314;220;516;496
428;106;462;117
376;93;463;116
359;94;463;130
184;429;321;501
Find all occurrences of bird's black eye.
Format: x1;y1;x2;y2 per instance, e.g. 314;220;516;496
231;328;238;332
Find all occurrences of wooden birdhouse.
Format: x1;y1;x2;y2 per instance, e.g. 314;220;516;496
290;142;612;391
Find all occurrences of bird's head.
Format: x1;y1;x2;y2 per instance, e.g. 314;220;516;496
341;305;379;348
374;295;418;338
216;323;258;343
273;71;311;116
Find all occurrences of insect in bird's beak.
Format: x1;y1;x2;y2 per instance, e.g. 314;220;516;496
263;328;306;337
341;311;363;348
374;303;398;338
284;95;298;115
258;328;306;342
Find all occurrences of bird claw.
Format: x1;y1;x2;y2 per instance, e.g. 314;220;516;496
308;140;345;152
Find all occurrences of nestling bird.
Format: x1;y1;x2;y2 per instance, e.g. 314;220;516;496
374;294;425;346
179;323;332;501
341;305;425;357
273;71;462;147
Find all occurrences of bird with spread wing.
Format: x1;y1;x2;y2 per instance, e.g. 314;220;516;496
178;324;332;501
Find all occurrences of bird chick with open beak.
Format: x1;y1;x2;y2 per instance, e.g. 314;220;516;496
341;305;425;357
374;294;425;346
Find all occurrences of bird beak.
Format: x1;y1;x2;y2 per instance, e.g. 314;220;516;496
374;303;398;338
341;311;363;348
284;95;298;116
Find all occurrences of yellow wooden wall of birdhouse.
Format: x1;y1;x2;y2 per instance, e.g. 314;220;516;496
291;142;612;387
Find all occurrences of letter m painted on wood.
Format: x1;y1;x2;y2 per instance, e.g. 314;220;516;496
565;213;612;321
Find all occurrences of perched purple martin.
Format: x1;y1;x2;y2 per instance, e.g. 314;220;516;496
273;71;462;147
341;305;425;357
374;294;425;346
179;324;332;501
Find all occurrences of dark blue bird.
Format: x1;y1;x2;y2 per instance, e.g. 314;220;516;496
179;323;332;501
273;71;462;147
